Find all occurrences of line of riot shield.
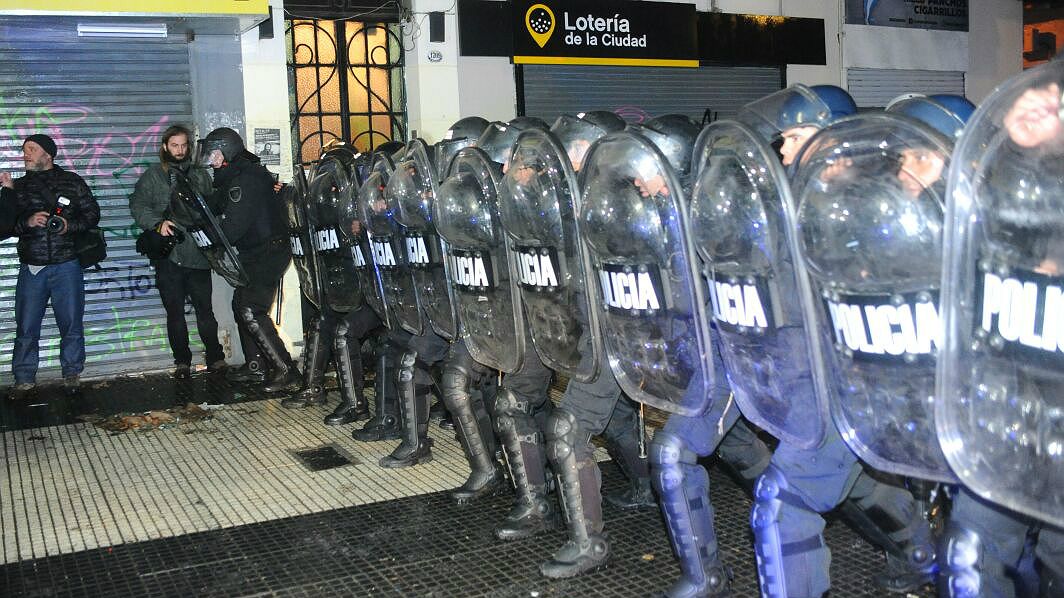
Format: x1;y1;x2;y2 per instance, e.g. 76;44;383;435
688;120;831;450
388;139;458;340
169;169;249;288
791;112;957;483
282;160;323;309
939;61;1064;526
498;128;602;383
306;154;365;313
577;130;713;416
361;149;428;334
435;146;526;374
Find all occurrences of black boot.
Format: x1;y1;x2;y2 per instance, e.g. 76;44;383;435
354;341;403;441
241;308;303;394
283;315;328;409
226;360;266;383
494;388;559;539
651;431;732;598
541;410;610;579
378;351;433;468
443;356;502;504
325;321;369;425
602;406;656;511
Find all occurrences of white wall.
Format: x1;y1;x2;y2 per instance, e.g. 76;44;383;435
405;0;464;142
966;0;1022;102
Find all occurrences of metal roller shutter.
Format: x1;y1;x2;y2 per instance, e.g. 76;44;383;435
846;68;965;108
0;25;197;383
521;64;783;124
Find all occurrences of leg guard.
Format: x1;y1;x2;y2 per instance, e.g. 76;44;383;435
494;387;558;540
939;523;988;598
282;315;327;409
442;352;501;504
841;472;936;592
751;464;831;598
325;319;370;425
651;429;731;598
241;307;301;394
602;400;655;512
354;337;402;441
378;350;433;468
541;409;609;579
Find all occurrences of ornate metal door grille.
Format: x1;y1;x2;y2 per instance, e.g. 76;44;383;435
286;19;406;164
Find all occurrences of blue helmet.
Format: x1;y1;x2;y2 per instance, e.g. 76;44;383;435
740;84;857;141
886;93;975;140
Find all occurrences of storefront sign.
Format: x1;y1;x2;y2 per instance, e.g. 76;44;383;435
512;0;698;67
845;0;967;32
0;0;267;15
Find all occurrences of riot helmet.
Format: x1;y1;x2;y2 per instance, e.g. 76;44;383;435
476;117;549;167
201;127;245;167
740;85;856;166
628;114;700;179
886;94;975;140
550;110;626;171
436;116;489;177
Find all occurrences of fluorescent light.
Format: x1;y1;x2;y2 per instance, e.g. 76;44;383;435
76;23;168;38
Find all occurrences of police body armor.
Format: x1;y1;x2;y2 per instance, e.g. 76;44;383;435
170;171;249;288
578;130;713;416
498;128;603;382
435;146;526;373
939;62;1064;525
283;160;323;309
689;120;830;449
307;154;365;313
791;112;957;483
388;139;458;339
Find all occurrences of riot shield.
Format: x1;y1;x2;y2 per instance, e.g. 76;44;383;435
578;131;713;416
341;170;389;326
939;61;1064;525
791;112;956;483
389;139;458;340
688;121;830;449
306;157;364;313
435;146;525;373
169;170;248;288
498;128;602;382
361;154;427;334
282;161;323;309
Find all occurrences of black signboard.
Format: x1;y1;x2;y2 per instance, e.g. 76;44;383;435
975;265;1064;371
824;289;941;364
512;0;698;67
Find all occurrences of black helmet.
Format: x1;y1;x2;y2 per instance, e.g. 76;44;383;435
476;117;549;165
629;114;699;177
550;110;627;170
444;116;490;143
202;127;245;162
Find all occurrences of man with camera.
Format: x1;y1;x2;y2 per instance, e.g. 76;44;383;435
130;124;226;380
1;133;100;398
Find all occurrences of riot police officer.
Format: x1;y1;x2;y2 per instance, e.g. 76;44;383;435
202;127;301;392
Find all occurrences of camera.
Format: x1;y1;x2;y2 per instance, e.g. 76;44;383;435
47;196;71;232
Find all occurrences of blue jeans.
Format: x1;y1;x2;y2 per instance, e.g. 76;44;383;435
13;260;85;383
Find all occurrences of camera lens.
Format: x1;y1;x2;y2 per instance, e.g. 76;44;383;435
47;215;64;231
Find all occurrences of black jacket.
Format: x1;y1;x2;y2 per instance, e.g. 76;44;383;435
4;165;100;266
210;151;286;251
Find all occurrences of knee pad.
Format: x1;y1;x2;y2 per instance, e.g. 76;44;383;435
398;350;417;384
939;524;983;598
494;387;531;418
546;409;582;463
334;321;350;352
649;430;698;494
751;465;790;598
239;307;256;326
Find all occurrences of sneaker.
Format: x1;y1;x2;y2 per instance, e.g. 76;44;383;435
9;382;34;400
173;364;191;380
63;375;81;396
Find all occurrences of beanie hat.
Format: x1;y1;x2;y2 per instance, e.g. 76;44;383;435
24;134;57;159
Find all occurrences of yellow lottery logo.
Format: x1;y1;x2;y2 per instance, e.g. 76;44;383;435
525;4;555;48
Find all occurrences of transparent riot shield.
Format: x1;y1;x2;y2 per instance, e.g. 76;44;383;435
791;112;956;483
435;147;525;373
282;162;323;309
361;158;426;335
306;157;364;313
169;170;248;288
578;131;713;416
688;121;830;449
342;174;389;326
389;139;457;340
498;128;602;382
939;61;1064;525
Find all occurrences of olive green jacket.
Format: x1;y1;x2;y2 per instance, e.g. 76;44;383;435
129;162;213;269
